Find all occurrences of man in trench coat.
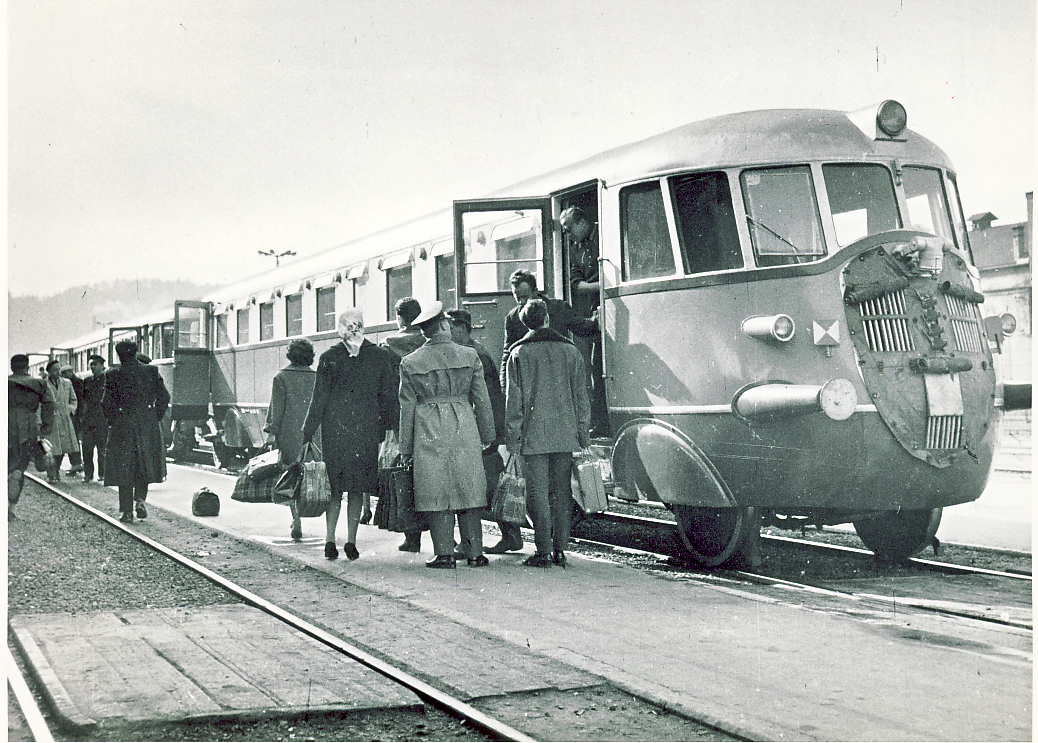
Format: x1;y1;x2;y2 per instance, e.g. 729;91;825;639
398;301;496;568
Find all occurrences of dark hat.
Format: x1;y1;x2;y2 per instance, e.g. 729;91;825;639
136;352;152;364
88;355;106;364
411;300;444;328
445;309;472;331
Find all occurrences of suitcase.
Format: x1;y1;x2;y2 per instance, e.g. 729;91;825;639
191;487;221;517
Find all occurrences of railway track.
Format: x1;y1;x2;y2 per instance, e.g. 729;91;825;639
17;474;534;742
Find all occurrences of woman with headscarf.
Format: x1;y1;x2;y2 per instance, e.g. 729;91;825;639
264;338;322;541
398;301;496;568
301;309;397;560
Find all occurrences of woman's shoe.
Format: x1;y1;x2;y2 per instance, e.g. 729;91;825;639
522;553;552;568
324;541;339;560
425;555;456;569
551;550;566;567
290;524;302;541
344;542;360;560
467;555;489;567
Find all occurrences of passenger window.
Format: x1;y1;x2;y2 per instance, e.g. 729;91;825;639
741;166;826;266
902;167;955;245
822;163;900;246
285;293;303;337
259;302;274;342
670;172;742;274
216;314;231;348
237;308;250;345
386;265;413;319
620;181;676;281
316;286;336;332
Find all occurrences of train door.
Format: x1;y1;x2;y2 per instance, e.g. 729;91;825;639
169;300;214;459
106;326;144;365
453;197;554;363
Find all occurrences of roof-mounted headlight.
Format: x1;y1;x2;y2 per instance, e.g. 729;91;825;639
848;100;908;140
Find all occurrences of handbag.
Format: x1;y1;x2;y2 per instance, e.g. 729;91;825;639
231;468;279;504
491;454;527;525
572;450;608;514
272;462;302;504
296;441;331;518
390;464;426;533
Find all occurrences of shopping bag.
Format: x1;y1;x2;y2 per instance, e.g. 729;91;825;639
491;454;527;525
244;448;281;481
572;451;608;514
272;462;302;504
374;431;400;530
231;469;279;503
391;464;427;533
297;442;331;518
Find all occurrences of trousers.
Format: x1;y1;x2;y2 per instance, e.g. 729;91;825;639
522;452;573;555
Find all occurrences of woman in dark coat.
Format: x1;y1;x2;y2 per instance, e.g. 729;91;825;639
103;340;170;523
264;339;321;541
302;309;397;561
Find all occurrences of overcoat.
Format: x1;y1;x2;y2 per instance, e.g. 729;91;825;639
264;364;321;464
500;294;596;386
9;374;54;469
79;374;108;435
398;336;495;512
102;358;170;486
44;376;79;456
505;328;591;455
301;340;397;494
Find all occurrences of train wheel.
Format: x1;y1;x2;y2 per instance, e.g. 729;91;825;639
853;508;942;561
674;506;755;567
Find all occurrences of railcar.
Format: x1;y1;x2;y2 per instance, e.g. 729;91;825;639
32;100;1029;565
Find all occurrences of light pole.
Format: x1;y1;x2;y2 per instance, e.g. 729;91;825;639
258;249;297;266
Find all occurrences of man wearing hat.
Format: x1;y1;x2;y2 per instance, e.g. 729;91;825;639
399;301;496;568
9;354;55;516
446;308;516;552
80;355;109;482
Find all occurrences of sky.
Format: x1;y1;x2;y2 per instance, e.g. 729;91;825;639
8;0;1035;298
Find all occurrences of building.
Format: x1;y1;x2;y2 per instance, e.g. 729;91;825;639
968;192;1032;385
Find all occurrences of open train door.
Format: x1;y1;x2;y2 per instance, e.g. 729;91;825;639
168;300;213;460
453;197;554;362
106;326;144;365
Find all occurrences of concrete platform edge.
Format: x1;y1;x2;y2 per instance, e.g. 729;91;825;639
9;618;99;735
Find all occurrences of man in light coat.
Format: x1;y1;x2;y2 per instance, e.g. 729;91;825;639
505;299;591;568
399;301;496;569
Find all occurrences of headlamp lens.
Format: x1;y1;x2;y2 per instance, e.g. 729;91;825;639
877;100;907;138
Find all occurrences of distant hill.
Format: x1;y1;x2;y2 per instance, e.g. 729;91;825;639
8;279;222;356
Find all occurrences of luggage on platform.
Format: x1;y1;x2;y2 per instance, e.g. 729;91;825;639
192;487;221;517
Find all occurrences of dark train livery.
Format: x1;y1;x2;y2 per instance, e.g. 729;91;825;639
38;100;1029;565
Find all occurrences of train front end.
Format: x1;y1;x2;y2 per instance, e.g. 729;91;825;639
605;101;1017;564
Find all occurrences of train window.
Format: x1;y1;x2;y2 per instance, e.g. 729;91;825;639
901;167;956;246
463;211;542;293
822;163;900;246
436;253;456;306
237;308;250;344
316;287;336;332
177;306;206;349
386;265;413;319
741;166;826;266
216;313;231;347
260;302;274;341
158;323;175;359
285;293;303;337
670;172;743;274
620;181;676;281
944;174;973;261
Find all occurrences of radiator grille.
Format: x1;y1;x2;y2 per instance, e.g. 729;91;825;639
926;415;963;449
943;294;984;353
858;290;915;352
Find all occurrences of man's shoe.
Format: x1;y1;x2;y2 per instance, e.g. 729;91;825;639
552;550;567;567
324;541;339;560
523;553;552;568
135;503;147;519
467;555;489;567
290;524;302;541
119;512;134;524
425;555;455;569
344;542;360;560
398;535;421;552
484;538;523;554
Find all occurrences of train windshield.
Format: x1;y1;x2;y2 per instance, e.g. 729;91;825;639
822;163;900;246
740;166;826;266
901;166;957;246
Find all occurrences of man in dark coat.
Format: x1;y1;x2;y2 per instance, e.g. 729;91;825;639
79;355;109;482
302;309;397;561
9;354;55;518
103;340;170;523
